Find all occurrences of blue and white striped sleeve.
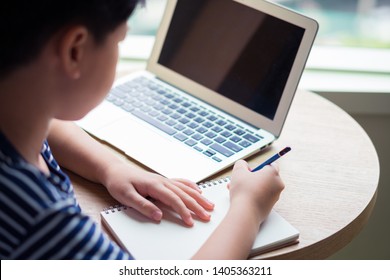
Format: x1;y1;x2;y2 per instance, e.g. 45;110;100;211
0;161;133;259
5;197;133;260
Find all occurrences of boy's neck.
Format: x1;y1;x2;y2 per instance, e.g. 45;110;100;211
0;72;53;172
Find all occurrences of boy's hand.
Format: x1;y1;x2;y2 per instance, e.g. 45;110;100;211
228;160;285;221
47;121;213;227
101;162;214;226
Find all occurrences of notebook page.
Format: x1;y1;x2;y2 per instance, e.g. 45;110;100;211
101;179;299;260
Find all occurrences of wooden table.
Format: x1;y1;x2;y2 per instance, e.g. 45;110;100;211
70;89;380;259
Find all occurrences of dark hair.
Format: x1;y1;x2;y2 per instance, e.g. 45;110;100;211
0;0;144;78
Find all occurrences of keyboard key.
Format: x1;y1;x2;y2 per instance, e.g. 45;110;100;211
211;126;223;133
124;96;136;103
183;129;195;136
223;141;243;153
185;112;196;119
171;113;181;119
145;100;156;106
174;124;186;131
234;129;246;136
205;131;217;139
196;127;208;134
160;99;170;105
153;104;164;111
192;133;204;141
133;101;143;108
157;115;168;122
214;136;226;144
212;156;222;162
201;139;213;146
106;94;116;102
225;124;236;131
168;104;179;110
177;108;187;114
190;107;200;112
187;122;199;129
151;95;162;101
243;133;260;143
194;146;203;152
216;120;227;126
230;136;241;143
140;105;151;112
113;99;124;106
174;133;188;142
148;110;159;117
185;139;197;147
117;84;132;91
203;121;214;128
137;95;148;102
239;140;252;148
162;109;172;115
210;143;234;157
147;82;158;91
207;115;218;121
203;150;216;157
121;103;134;112
166;119;177;126
194;117;205;123
179;118;190;124
132;110;176;135
221;131;232;138
111;89;126;98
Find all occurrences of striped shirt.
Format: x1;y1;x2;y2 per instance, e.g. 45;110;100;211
0;132;133;259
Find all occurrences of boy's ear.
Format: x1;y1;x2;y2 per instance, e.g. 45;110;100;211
59;26;89;79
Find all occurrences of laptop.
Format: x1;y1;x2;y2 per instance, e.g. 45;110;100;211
77;0;318;182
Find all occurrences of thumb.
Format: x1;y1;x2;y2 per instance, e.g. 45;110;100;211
233;159;250;172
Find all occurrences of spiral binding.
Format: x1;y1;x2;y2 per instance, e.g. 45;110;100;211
102;204;128;215
198;176;230;189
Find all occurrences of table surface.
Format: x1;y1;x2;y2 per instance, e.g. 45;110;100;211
70;88;380;259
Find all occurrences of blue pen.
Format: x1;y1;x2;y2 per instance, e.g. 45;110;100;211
251;147;291;172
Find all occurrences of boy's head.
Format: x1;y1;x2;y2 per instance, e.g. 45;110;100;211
0;0;144;79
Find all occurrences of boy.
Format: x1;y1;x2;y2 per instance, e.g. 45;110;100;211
0;0;284;259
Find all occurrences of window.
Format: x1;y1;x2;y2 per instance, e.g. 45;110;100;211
276;0;390;49
272;0;390;98
127;0;167;36
125;0;390;49
121;0;390;109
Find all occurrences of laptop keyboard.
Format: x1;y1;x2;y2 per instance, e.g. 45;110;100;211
105;76;263;162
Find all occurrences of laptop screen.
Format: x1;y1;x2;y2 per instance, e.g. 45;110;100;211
158;0;304;120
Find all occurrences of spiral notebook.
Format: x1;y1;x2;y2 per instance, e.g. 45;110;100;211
101;178;299;260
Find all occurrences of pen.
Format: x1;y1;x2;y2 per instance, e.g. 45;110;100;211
251;147;291;172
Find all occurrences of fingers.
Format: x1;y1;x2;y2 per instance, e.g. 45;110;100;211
233;159;250;172
122;184;195;226
230;159;284;195
116;174;215;227
171;179;214;211
270;162;280;172
172;178;202;193
151;186;195;226
149;180;214;226
122;191;163;222
265;164;285;192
